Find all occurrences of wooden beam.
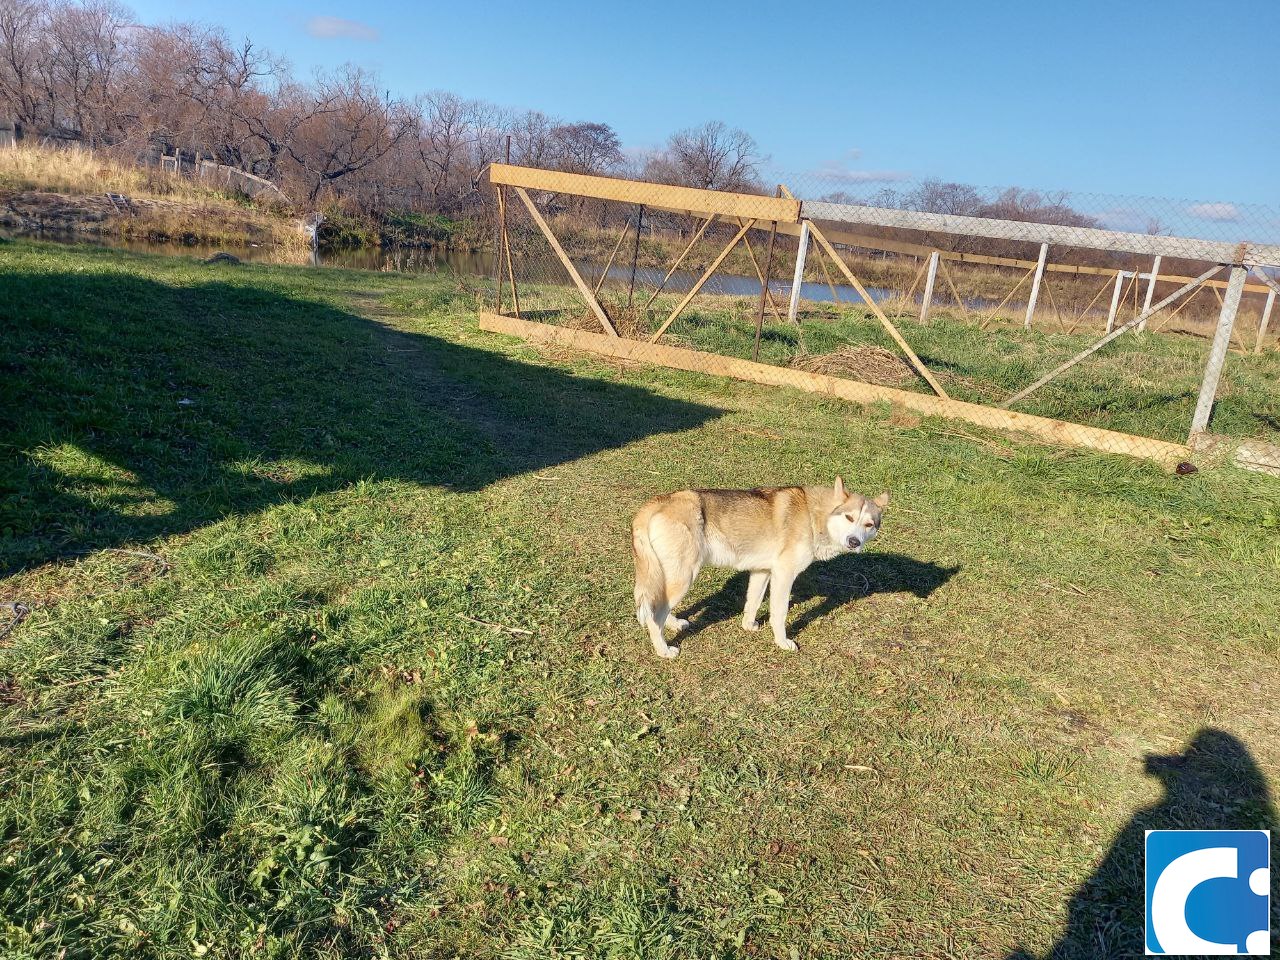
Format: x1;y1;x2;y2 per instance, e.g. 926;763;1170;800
1002;266;1223;408
642;214;717;311
978;265;1035;331
492;163;799;223
497;186;521;319
737;220;785;322
513;187;617;337
478;312;1189;465
649;219;756;343
593;217;634;298
809;223;951;400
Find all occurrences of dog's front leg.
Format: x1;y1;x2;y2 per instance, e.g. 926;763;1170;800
767;567;797;651
741;571;769;631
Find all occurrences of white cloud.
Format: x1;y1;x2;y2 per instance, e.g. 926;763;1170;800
812;163;909;185
306;15;379;41
1187;202;1240;222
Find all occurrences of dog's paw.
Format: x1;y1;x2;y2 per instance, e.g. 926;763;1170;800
667;617;690;633
774;637;798;652
653;644;679;659
742;619;760;632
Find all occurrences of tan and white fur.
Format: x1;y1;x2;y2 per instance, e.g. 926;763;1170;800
632;478;888;658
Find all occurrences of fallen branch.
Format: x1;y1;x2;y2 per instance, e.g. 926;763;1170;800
457;614;534;636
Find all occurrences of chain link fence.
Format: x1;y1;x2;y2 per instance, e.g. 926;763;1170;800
485;164;1280;474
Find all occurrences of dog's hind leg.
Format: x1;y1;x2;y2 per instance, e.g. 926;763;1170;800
651;516;700;638
741;571;770;632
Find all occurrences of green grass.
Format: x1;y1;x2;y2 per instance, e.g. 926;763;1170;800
2;239;1280;958
511;282;1280;448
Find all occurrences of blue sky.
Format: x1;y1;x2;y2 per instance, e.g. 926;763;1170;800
129;0;1279;213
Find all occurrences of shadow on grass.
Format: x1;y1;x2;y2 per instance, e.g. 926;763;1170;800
677;551;958;639
1009;728;1276;959
0;266;719;574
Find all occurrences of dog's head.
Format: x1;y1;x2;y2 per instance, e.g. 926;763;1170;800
825;477;889;554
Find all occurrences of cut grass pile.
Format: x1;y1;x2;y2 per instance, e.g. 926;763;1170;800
2;239;1279;958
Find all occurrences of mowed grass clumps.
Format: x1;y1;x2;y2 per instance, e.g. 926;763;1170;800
2;239;1280;959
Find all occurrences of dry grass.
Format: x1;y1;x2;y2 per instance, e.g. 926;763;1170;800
0;142;236;203
790;345;915;386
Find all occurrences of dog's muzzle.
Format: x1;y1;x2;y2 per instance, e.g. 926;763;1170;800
846;535;862;550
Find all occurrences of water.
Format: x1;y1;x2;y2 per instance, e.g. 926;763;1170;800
2;227;994;311
0;227;493;276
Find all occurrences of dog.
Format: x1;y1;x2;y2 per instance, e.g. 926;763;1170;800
632;478;888;658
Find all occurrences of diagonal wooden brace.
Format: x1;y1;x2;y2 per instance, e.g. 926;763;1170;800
649;219;756;343
808;222;950;400
1001;265;1224;408
513;186;618;337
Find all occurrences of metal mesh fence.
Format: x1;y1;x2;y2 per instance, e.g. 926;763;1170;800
487;165;1280;474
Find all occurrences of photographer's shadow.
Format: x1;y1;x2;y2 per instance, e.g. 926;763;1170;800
678;552;958;639
1009;728;1276;959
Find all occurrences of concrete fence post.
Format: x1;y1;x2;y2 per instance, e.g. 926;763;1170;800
920;250;939;323
1138;255;1161;332
1024;242;1048;329
1190;265;1247;438
787;220;811;324
1256;288;1276;355
1105;270;1126;333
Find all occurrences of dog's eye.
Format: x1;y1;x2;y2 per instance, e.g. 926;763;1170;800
844;514;855;522
864;522;875;529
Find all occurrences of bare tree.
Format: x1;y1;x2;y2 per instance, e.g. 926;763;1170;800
287;67;413;204
643;120;763;193
0;0;48;127
550;121;621;175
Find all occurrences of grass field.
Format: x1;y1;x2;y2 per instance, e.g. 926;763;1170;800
2;239;1279;958
511;280;1280;448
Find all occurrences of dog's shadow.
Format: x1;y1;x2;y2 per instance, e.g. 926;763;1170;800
677;552;959;639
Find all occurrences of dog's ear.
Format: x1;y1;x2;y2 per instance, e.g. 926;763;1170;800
833;476;846;500
873;491;890;508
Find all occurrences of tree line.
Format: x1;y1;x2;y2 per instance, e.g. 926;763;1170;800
0;0;770;215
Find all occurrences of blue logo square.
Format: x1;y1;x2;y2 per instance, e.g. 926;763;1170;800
1145;829;1270;955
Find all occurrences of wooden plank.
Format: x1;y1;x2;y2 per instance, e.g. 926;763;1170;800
497;186;521;319
737;220;785;322
801;197;1280;266
649;219;755;343
642;214;716;311
479;312;1189;465
809;223;951;400
513;187;617;337
491;163;799;223
593;217;634;298
1002;266;1224;408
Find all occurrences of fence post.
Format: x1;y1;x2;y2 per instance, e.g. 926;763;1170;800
1189;265;1246;439
1105;270;1125;333
920;251;939;323
787;220;811;323
1024;242;1048;329
1256;288;1276;355
1138;255;1161;332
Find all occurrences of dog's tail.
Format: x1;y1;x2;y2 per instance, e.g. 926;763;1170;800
632;508;668;629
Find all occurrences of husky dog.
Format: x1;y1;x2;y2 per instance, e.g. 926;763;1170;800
632;478;888;658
